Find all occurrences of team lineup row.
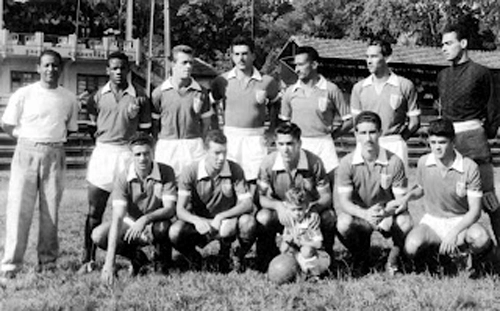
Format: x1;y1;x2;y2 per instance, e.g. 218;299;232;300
0;21;499;285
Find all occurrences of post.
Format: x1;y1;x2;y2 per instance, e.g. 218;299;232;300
126;0;133;41
164;0;171;77
147;0;155;95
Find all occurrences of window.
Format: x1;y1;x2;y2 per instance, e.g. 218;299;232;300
76;74;107;94
11;71;39;92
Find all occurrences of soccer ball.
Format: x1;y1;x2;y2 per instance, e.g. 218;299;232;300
267;254;300;285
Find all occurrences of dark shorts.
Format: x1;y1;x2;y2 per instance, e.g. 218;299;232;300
454;127;491;163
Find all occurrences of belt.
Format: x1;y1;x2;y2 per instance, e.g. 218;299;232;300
19;139;64;147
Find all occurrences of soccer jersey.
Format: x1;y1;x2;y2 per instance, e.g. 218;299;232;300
416;151;482;218
258;149;329;202
178;159;251;217
2;82;78;143
151;78;213;140
87;82;152;145
337;147;407;208
350;73;419;135
112;161;177;218
280;75;350;137
210;67;280;128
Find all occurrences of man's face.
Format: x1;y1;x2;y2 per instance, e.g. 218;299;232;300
366;45;387;75
206;141;227;171
231;45;255;71
132;144;153;172
442;32;466;62
355;121;381;152
38;54;61;86
276;134;301;165
172;52;193;79
107;58;129;87
294;53;316;81
429;135;454;160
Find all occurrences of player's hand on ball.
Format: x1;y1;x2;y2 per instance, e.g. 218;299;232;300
210;215;224;231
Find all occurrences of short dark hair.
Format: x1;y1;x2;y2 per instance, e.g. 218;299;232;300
231;36;255;53
354;111;382;132
285;187;311;207
368;38;393;57
39;49;62;65
295;46;320;62
204;129;227;148
442;23;469;42
428;118;455;140
107;52;129;66
171;45;194;62
128;133;155;149
275;122;302;141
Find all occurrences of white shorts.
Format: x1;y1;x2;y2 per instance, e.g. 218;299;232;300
87;142;131;192
155;138;205;177
379;135;408;172
419;213;466;241
301;136;339;172
223;126;267;181
296;250;330;276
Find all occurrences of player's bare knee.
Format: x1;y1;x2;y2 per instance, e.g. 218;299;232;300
395;213;412;234
168;220;188;246
405;231;424;257
91;225;107;248
238;214;257;238
152;220;171;242
219;219;238;239
336;213;354;236
256;208;274;228
466;224;490;251
300;245;317;259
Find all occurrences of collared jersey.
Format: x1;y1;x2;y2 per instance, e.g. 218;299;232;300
350;73;419;135
438;60;498;135
281;75;350;137
337;147;407;208
151;78;213;140
258;149;329;202
87;82;152;145
211;67;280;128
416;151;482;218
2;82;78;143
112;161;177;219
178;158;251;217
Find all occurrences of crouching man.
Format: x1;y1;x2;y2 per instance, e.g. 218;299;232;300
95;134;177;285
336;111;412;275
400;118;494;273
169;130;257;272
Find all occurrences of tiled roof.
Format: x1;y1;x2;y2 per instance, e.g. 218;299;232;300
284;36;500;69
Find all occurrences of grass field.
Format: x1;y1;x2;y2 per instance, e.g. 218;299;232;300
1;168;500;310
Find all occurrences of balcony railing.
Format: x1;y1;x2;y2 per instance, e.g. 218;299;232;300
0;29;141;64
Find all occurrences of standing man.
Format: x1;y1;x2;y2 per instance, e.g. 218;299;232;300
95;134;177;285
401;119;493;272
211;36;280;190
169;130;257;272
280;46;351;183
256;122;336;270
151;45;215;176
336;111;411;275
0;50;78;278
437;23;500;244
79;52;152;273
350;39;420;170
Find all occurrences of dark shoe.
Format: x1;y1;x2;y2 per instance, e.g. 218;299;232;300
77;260;97;275
129;249;150;277
0;270;16;279
36;262;57;273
